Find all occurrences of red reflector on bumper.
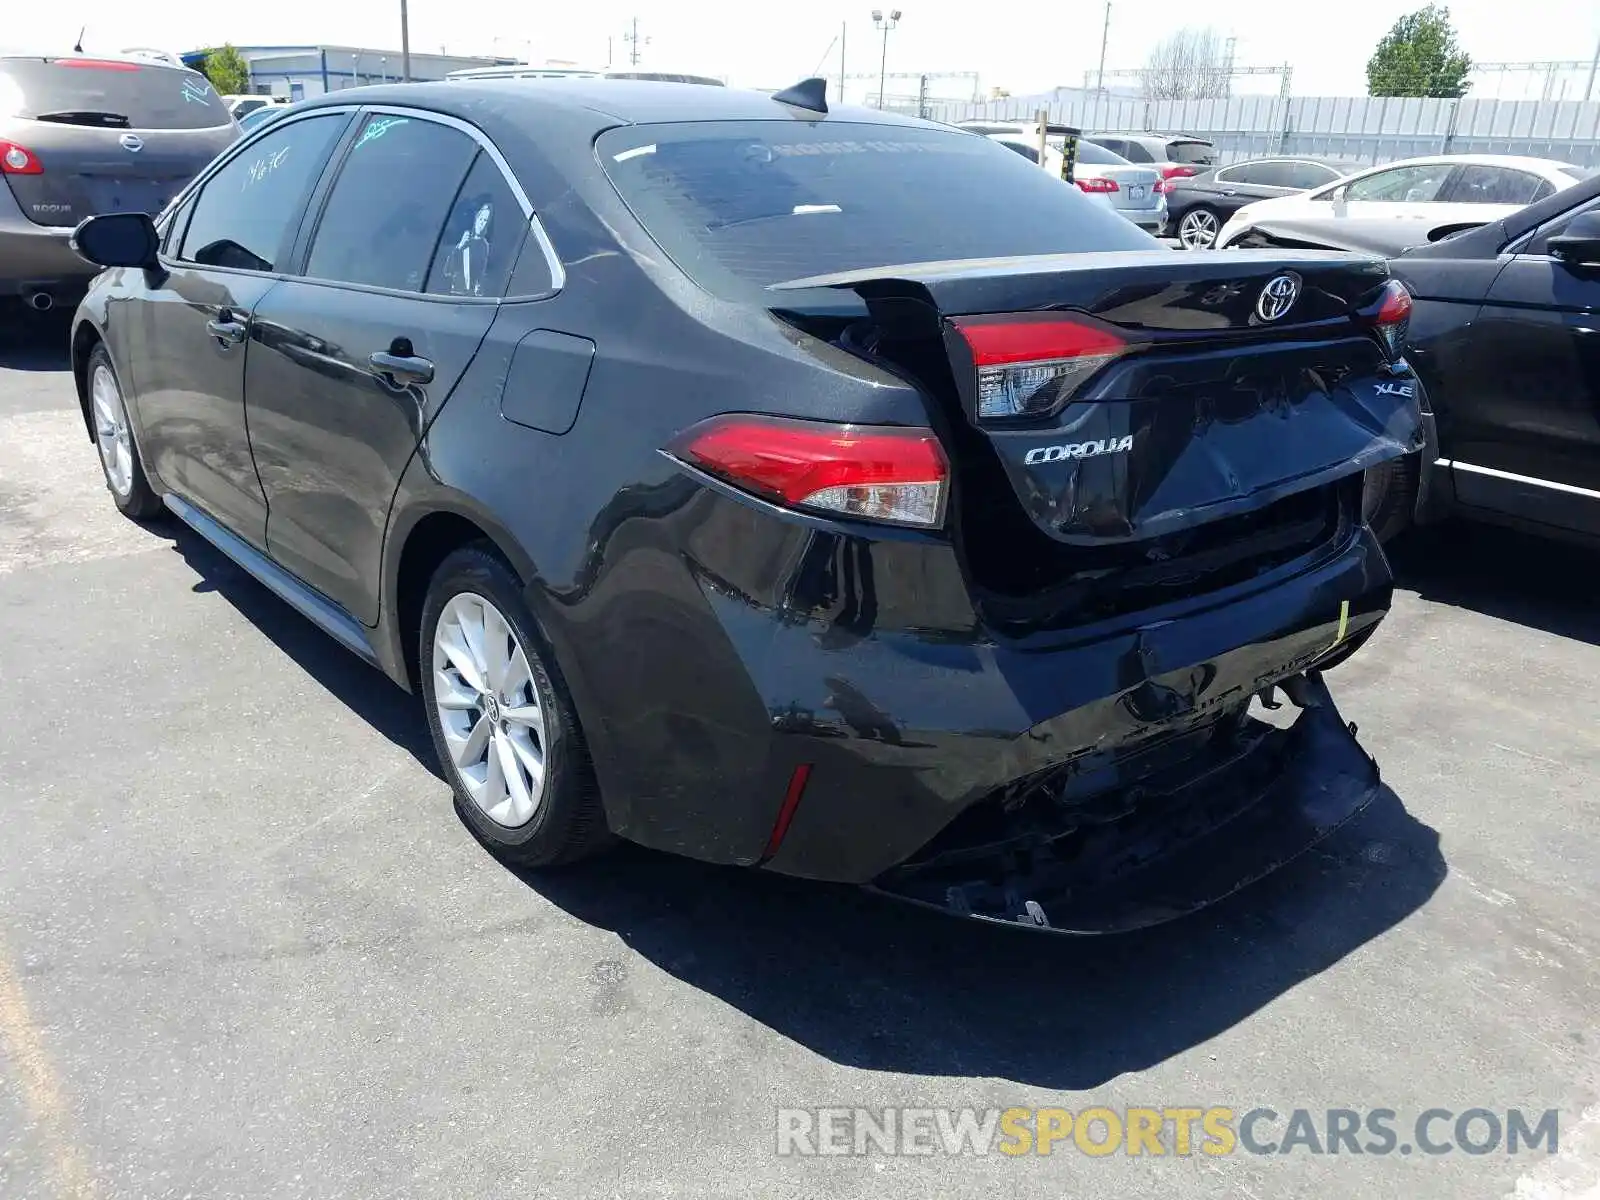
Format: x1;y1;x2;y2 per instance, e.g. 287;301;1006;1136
761;764;814;859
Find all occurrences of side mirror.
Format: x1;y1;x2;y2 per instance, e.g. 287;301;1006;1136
1547;210;1600;268
71;212;160;269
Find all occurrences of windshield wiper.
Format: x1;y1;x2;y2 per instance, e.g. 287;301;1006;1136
32;110;131;128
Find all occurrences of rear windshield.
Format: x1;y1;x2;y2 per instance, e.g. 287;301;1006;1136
1166;141;1215;164
1072;140;1129;166
597;121;1154;297
0;58;231;130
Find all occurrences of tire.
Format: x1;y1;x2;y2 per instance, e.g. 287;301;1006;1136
86;344;162;519
1362;456;1418;545
419;545;610;867
1177;205;1222;250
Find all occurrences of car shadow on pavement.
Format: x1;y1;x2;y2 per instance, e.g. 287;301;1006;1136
1388;521;1599;647
164;520;442;778
0;307;73;371
523;785;1444;1091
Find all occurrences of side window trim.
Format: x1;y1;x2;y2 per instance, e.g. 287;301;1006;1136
1519;192;1600;257
158;106;360;276
338;103;565;296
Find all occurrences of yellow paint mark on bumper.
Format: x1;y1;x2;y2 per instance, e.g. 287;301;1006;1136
1333;599;1350;648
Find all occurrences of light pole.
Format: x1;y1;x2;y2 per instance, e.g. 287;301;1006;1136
399;0;411;81
871;9;901;110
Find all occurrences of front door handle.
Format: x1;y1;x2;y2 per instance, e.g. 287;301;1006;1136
369;350;435;386
205;314;247;345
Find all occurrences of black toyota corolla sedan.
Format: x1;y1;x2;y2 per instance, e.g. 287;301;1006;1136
68;78;1423;931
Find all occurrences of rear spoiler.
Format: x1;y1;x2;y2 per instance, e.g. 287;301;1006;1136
767;248;1389;332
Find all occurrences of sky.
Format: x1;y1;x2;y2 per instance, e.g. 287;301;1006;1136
5;0;1599;101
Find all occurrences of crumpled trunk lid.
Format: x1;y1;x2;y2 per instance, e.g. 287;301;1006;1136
772;249;1424;550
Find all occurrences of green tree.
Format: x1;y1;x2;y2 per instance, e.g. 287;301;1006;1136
1367;5;1472;98
201;44;250;95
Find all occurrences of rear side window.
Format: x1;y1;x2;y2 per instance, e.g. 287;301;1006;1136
1166;141;1215;165
1119;140;1156;162
1442;165;1547;206
179;114;345;272
0;58;232;130
998;140;1040;164
306;115;478;291
424;151;529;298
597;121;1152;299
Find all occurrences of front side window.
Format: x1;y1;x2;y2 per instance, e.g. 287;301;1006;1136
424;152;528;298
598;120;1153;301
179;114;345;272
1345;163;1455;203
305;114;479;291
1284;162;1342;190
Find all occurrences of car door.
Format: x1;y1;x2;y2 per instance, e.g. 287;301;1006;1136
128;110;349;547
243;109;523;624
1441;193;1600;535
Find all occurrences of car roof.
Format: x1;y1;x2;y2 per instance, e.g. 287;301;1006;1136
1091;131;1213;143
1357;152;1578;172
303;78;926;129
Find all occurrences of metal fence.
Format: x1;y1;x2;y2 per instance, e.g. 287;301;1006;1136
926;90;1600;168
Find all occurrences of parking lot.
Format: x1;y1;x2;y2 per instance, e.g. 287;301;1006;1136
0;309;1596;1199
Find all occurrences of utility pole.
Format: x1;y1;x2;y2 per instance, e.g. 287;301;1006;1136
399;0;412;82
871;9;901;110
1094;0;1111;131
624;17;649;68
839;22;847;105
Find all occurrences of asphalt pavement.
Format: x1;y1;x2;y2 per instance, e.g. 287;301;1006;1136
0;308;1596;1199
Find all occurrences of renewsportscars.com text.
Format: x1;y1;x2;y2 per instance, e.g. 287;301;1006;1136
776;1106;1561;1158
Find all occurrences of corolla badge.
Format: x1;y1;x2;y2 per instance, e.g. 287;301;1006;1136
1254;272;1301;322
1023;435;1135;466
119;133;144;153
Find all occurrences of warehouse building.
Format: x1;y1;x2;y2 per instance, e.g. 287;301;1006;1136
178;44;513;101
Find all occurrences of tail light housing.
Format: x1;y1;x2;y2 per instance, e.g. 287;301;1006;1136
1362;279;1413;362
1075;176;1119;194
0;141;42;175
1152;178;1170;194
949;313;1135;421
668;413;949;529
1161;165;1200;180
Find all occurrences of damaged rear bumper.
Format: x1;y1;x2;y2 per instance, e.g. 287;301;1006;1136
868;671;1378;933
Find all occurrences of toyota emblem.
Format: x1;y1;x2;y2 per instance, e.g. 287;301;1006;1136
1255;272;1301;322
119;133;144;153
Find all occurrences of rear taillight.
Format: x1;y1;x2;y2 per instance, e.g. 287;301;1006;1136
950;313;1132;421
0;141;42;175
668;413;949;529
1161;165;1199;180
1075;176;1119;194
1364;279;1412;362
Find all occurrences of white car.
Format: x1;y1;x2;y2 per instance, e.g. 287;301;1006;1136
1215;154;1587;251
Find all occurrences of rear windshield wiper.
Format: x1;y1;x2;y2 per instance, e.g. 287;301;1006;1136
32;110;131;128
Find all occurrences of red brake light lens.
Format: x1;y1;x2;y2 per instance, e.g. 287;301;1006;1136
1162;165;1199;180
55;58;141;71
1366;279;1413;361
669;414;949;528
950;314;1130;420
0;141;42;175
1075;176;1119;194
1152;178;1170;194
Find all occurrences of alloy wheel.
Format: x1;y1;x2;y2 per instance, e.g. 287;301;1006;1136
91;363;134;498
1179;209;1219;249
431;591;549;828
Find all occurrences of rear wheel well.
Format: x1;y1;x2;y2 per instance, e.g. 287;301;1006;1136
395;512;511;687
71;323;103;440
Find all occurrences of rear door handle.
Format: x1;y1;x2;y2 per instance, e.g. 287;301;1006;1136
205;315;247;345
369;350;435;386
